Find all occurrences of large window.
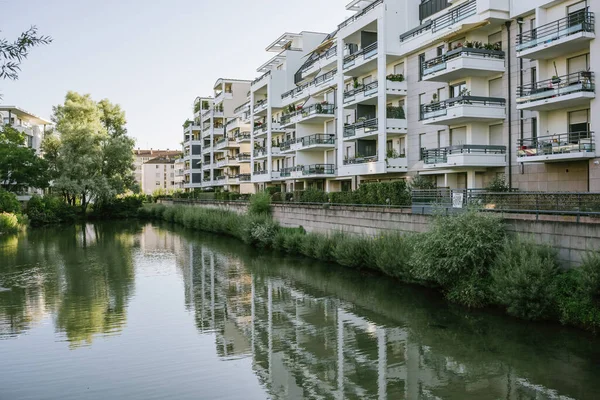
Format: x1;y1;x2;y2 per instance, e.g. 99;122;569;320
418;53;425;81
568;109;590;141
450;82;467;98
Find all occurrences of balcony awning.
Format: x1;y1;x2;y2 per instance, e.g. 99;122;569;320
265;32;302;52
303;38;335;58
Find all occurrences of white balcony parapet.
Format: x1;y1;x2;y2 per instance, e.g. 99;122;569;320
517;132;595;163
422;47;505;82
516;71;595;111
420;96;506;125
422;145;507;169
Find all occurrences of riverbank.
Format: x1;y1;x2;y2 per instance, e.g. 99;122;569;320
140;199;600;333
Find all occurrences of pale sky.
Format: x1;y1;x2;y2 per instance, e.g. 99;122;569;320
1;0;351;150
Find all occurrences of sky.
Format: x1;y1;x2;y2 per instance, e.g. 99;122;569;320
1;0;351;150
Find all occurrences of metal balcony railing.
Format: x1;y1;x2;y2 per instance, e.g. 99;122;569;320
282;69;338;100
422;47;505;77
420;96;506;120
343;42;378;70
517;131;594;157
338;0;383;30
343;81;378;101
251;71;271;86
400;0;476;42
300;133;335;147
234;101;250;114
421;144;506;164
516;71;594;104
516;11;595;52
343;155;378;165
236;152;251;161
302;164;335;175
343;118;378;138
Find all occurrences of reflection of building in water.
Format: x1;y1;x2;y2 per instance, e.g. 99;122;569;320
187;246;565;400
139;225;183;254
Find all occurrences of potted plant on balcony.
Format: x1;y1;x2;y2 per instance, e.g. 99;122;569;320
552;75;561;84
386;74;404;82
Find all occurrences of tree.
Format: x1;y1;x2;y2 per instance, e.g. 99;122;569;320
0;26;52;98
44;92;135;212
0;125;50;192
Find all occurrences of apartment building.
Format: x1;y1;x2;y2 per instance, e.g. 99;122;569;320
0;106;52;152
134;149;181;191
182;79;254;193
141;156;180;195
182;0;599;192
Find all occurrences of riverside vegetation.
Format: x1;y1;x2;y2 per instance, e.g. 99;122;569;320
140;192;600;333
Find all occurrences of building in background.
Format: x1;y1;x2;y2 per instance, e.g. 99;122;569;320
180;0;600;192
0;106;52;153
134;149;181;193
141;155;180;195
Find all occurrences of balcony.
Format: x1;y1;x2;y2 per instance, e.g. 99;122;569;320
253;170;279;183
253;123;266;137
214;90;233;105
235;132;251;143
422;47;505;82
236;152;251;162
343;155;377;165
516;12;595;60
343;81;378;106
294;46;338;84
420;96;506;125
422;145;507;169
343;42;377;74
385;77;407;97
400;0;477;43
225;118;241;132
386;156;408;172
236;173;252;183
281;103;335;127
517;132;595;163
295;164;336;179
234;101;250;115
516;72;595;111
215;157;238;168
253;147;268;159
254;99;268;115
215;137;239;150
343;118;378;141
338;0;383;30
251;71;270;90
281;134;336;153
339;156;385;176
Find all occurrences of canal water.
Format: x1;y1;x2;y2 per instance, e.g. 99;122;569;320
1;223;600;400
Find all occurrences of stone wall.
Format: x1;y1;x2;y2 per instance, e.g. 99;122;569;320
159;200;600;266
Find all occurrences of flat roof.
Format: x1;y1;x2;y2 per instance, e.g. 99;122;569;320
213;78;252;90
265;32;302;52
346;0;377;11
0;106;52;125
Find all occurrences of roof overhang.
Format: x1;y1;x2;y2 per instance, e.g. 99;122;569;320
265;32;301;52
345;0;376;11
257;53;286;73
0;106;51;125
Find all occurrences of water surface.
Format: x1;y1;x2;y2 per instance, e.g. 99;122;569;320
1;222;599;399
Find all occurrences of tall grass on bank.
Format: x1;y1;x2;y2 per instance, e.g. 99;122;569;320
140;203;600;333
0;212;21;235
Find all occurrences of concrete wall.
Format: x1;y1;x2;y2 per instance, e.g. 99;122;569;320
160;200;600;266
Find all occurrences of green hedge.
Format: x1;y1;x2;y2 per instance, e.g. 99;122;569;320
287;181;412;206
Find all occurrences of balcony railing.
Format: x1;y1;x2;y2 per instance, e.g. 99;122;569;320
254;170;268;175
252;71;271;86
343;42;378;70
254;147;268;157
236;173;252;182
420;0;451;21
516;11;595;52
343;155;378;165
280;167;293;178
517;132;594;158
281;103;335;126
300;133;335;147
234;101;250;114
235;132;251;141
254;99;268;110
420;96;506;120
422;144;506;164
338;0;383;29
280;139;297;151
343;81;378;101
253;123;265;132
302;164;335;175
236;152;251;161
516;71;594;104
422;47;505;77
282;69;338;100
343;118;378;138
400;0;476;42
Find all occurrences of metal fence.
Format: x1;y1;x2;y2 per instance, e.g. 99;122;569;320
412;189;600;218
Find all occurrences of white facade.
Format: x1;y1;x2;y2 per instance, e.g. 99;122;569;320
141;157;179;195
0;106;51;153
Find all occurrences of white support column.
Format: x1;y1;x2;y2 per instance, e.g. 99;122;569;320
336;35;346;172
267;82;273;179
377;16;387;163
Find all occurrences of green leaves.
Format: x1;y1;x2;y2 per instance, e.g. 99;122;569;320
0;126;50;192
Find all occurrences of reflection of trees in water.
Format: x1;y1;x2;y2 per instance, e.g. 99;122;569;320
0;222;140;347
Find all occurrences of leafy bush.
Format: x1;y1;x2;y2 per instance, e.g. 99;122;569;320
332;233;374;269
248;192;271;216
329;191;355;204
299;188;328;203
490;237;559;320
0;212;20;234
241;214;278;248
90;195;144;219
26;195;78;226
486;175;510;192
372;233;415;279
0;189;20;214
410;175;436;190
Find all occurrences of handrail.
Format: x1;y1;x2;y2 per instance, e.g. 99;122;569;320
517;131;595;157
400;0;476;42
302;164;335;175
422;47;505;76
517;11;594;51
251;70;271;86
516;71;595;102
343;155;378;165
281;103;335;125
420;96;506;120
282;69;338;99
422;144;507;164
344;80;378;99
343;118;378;138
234;101;250;114
338;0;383;30
343;42;378;68
236;152;252;160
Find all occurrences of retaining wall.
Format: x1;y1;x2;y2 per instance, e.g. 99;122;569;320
159;200;600;266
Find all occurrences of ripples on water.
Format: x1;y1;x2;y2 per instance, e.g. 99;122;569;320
0;222;599;400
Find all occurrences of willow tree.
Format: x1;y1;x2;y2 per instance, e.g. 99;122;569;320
43;92;135;211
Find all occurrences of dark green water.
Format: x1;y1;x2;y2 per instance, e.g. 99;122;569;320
1;223;600;400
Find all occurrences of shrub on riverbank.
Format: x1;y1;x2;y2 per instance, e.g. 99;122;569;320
26;195;78;226
139;203;600;332
0;212;21;234
0;189;21;214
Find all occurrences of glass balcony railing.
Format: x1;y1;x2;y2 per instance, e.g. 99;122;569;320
343;118;378;138
343;42;377;70
516;11;595;52
302;164;335;175
343;81;378;102
338;0;383;30
343;155;378;165
421;47;505;77
517;132;594;158
400;0;476;42
420;96;506;120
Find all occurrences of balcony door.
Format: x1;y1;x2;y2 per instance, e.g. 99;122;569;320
567;1;588;28
567;54;589;84
568;109;590;142
450;127;466;146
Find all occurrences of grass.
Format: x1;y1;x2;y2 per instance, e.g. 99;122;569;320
0;212;22;235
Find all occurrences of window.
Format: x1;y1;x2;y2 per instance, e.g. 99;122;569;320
418;53;425;80
567;54;589;78
437;130;445;148
155;165;159;169
155;181;160;186
436;45;444;57
450;82;467;98
568;1;587;28
488;31;502;49
530;67;537;86
568;109;590;140
419;93;426;107
362;75;372;85
489;77;503;97
531;117;537;140
171;165;174;169
393;62;404;75
450;127;467;145
418;133;426;160
489;124;504;145
386;140;393;151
